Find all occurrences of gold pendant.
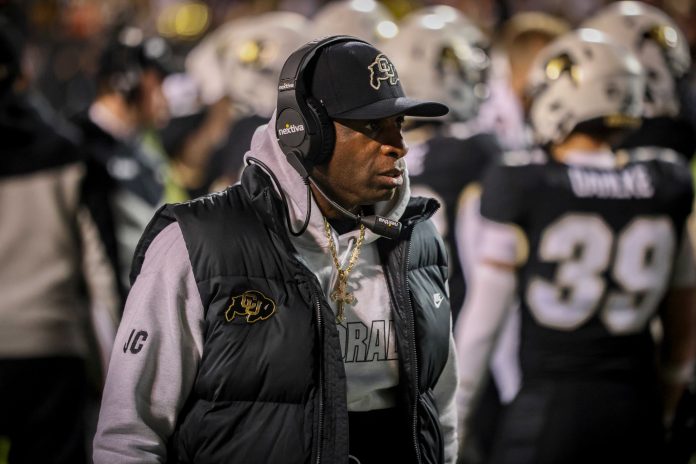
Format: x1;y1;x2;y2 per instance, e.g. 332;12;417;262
331;275;355;323
323;218;365;325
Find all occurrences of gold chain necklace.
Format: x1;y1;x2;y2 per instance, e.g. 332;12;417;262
323;217;366;324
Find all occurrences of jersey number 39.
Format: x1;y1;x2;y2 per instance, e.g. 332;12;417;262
527;213;675;335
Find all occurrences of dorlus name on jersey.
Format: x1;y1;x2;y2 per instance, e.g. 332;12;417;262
568;165;654;199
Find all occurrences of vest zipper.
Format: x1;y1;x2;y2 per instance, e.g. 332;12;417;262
405;238;422;464
313;291;324;464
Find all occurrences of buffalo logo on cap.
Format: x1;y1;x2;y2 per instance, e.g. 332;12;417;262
368;54;399;90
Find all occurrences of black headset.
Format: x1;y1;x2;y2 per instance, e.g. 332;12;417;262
275;35;369;178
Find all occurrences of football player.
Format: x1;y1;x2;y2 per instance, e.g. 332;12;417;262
456;28;696;463
382;5;501;318
185;11;312;190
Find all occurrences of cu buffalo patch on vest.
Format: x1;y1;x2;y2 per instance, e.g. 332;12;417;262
225;290;277;323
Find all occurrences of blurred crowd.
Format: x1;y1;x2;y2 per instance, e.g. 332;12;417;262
1;0;696;462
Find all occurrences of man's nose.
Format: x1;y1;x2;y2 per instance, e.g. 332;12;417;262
388;141;408;159
381;128;408;159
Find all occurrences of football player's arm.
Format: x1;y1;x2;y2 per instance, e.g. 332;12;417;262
660;230;696;426
93;223;205;463
454;184;483;296
454;218;522;447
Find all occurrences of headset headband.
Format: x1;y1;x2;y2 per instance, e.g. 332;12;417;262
275;35;370;175
277;35;368;101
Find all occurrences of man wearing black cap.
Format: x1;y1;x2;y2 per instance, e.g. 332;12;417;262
73;26;176;294
94;37;458;464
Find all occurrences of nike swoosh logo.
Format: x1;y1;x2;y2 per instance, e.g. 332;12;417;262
434;293;444;308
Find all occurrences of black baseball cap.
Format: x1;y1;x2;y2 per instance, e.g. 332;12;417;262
309;40;448;120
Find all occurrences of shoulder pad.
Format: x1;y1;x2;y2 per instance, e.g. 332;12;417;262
621;146;686;165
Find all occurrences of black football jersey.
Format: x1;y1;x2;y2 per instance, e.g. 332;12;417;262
618;116;696;160
480;147;694;379
408;131;502;318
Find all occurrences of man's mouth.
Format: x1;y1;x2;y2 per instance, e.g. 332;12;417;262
380;169;403;187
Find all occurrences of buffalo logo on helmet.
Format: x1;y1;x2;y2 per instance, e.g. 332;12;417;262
225;290;277;323
545;53;580;85
368;54;399;90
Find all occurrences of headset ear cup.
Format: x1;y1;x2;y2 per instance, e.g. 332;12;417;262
306;96;335;165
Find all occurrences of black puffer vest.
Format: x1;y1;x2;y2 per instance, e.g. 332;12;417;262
131;165;452;464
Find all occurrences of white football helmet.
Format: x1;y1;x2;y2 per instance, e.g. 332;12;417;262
413;5;490;60
382;6;490;121
582;1;690;118
311;0;399;43
526;28;645;145
186;12;311;117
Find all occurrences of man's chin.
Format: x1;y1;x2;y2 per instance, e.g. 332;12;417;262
367;188;396;205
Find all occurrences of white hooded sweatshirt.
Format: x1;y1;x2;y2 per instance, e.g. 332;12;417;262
93;114;458;463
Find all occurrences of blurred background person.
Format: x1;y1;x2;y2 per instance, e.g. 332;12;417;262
0;12;120;464
456;27;696;463
72;26;175;291
383;3;498;334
